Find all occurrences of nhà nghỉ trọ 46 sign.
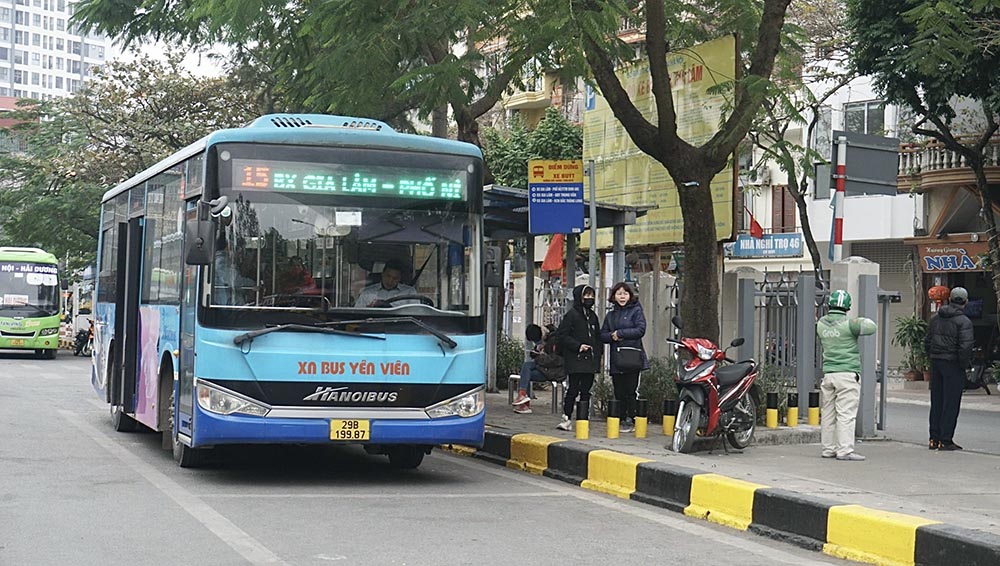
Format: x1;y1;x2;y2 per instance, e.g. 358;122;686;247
919;242;988;272
727;233;803;258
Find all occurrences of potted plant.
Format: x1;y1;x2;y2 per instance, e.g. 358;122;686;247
892;316;930;380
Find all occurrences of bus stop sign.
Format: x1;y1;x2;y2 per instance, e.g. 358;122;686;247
528;159;584;234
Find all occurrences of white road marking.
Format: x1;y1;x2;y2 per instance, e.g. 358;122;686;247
58;409;291;566
442;454;846;566
203;492;563;499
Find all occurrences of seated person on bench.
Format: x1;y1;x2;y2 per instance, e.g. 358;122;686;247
353;259;418;307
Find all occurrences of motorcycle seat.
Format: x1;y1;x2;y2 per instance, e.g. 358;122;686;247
716;362;754;386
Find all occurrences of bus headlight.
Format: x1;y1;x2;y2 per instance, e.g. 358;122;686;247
197;383;270;417
426;388;485;419
39;328;59;336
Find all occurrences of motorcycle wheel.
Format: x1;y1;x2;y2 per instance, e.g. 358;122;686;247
726;390;757;449
671;401;699;453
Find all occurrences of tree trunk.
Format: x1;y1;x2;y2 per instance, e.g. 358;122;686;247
792;179;825;282
971;160;1000;333
431;104;448;138
674;168;721;342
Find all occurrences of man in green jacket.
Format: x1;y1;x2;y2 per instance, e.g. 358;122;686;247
816;289;877;461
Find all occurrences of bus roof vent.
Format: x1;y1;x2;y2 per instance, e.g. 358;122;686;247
0;246;47;254
268;115;314;128
248;114;394;132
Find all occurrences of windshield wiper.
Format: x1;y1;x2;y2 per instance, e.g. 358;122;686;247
233;324;386;347
323;316;458;349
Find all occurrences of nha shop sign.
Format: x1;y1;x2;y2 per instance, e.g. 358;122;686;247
918;242;989;273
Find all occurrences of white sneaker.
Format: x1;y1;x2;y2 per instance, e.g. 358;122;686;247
836;452;866;461
556;415;573;431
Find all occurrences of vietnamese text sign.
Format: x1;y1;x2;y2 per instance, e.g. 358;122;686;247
918;242;988;272
725;233;803;258
583;35;737;246
528;159;584;234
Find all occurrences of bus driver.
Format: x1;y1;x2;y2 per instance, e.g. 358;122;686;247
354;259;418;307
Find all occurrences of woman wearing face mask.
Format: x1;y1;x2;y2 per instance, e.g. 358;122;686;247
554;284;603;431
600;282;648;434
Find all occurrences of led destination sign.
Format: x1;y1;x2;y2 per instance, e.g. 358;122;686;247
232;159;465;200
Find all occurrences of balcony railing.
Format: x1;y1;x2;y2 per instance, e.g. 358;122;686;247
898;136;1000;190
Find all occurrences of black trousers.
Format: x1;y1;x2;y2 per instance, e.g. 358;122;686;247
611;371;640;421
564;373;595;419
929;359;966;443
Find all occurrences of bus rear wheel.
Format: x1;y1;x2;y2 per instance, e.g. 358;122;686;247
111;404;137;432
387;446;425;470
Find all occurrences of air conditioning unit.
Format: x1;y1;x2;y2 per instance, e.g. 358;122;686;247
752;167;771;185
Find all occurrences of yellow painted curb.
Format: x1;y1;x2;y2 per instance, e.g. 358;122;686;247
823;505;940;566
440;444;477;456
684;473;767;530
508;433;562;475
580;449;653;499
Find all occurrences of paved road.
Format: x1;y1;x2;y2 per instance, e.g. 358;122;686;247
884;398;1000;455
0;352;858;566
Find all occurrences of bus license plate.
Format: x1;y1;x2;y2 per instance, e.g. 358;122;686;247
330;419;369;441
9;339;24;346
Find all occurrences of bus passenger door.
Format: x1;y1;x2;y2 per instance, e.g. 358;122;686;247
111;217;143;427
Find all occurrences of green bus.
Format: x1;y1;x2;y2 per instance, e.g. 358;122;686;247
0;247;61;358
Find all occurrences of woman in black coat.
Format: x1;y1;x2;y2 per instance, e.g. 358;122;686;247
600;282;648;433
555;284;602;431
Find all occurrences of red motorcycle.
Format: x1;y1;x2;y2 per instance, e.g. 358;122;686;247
667;316;760;453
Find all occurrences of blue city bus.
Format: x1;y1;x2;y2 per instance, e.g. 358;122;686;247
92;114;496;468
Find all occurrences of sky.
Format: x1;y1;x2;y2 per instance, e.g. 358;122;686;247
107;40;227;78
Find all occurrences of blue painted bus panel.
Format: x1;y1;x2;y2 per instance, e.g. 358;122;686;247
195;326;486;386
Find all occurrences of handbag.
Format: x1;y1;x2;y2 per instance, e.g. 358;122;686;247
615;346;643;371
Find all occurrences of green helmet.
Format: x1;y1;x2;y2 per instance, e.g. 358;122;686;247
829;289;852;311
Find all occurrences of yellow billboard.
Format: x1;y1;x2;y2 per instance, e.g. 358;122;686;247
583;35;737;246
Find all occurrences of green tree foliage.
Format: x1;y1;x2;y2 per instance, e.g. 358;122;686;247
71;0;573;154
849;0;1000;324
482;108;583;188
0;53;259;275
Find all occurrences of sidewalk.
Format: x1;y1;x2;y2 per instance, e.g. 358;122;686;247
458;392;1000;566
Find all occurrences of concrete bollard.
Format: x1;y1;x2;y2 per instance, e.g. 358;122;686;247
635;399;648;438
606;399;621;439
808;390;820;425
663;399;677;436
575;399;589;440
766;392;779;429
786;393;799;427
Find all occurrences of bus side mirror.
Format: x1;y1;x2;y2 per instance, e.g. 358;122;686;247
483;245;502;288
185;197;232;265
184;216;214;265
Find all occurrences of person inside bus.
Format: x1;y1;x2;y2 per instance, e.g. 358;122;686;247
353;259;417;307
279;255;315;294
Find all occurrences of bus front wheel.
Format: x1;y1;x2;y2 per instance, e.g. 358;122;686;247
168;387;207;468
387;446;425;470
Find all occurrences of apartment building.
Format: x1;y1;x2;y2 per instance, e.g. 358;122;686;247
0;0;109;100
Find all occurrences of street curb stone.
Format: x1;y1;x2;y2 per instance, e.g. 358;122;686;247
452;428;1000;566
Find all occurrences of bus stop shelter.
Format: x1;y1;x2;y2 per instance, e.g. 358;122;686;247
482;184;654;390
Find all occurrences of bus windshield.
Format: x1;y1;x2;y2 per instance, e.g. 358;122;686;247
0;262;60;316
211;143;482;317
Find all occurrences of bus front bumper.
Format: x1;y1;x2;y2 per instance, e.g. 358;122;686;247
190;406;486;448
0;335;58;350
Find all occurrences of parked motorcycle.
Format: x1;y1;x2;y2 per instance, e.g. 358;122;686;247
667;316;761;453
966;346;992;395
73;319;93;357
